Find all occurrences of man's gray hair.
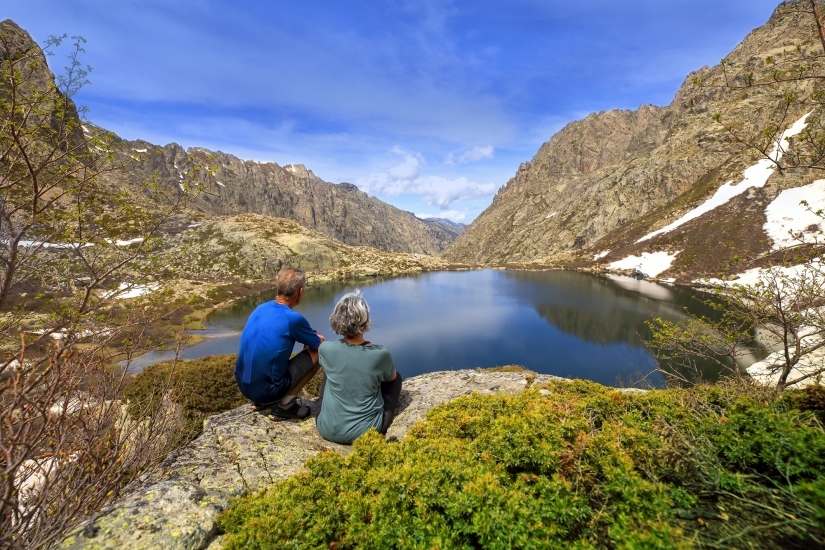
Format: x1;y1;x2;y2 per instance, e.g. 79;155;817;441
329;290;372;338
276;267;306;299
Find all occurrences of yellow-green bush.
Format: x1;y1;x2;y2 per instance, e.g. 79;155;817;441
123;354;246;443
218;380;825;549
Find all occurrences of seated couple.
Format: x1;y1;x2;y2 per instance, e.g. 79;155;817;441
234;267;402;445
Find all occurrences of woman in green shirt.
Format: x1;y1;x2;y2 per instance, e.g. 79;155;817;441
316;291;403;445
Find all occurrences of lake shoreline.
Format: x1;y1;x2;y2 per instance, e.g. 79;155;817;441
134;268;741;385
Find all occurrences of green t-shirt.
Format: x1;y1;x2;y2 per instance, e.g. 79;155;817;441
316;339;396;444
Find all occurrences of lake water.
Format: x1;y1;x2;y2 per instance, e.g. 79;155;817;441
128;269;761;387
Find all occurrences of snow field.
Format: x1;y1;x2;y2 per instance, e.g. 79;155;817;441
608;250;680;277
764;179;825;249
638;112;813;243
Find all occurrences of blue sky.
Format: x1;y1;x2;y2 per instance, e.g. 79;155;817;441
7;0;779;223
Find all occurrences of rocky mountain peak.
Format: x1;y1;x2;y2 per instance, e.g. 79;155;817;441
104;138;460;255
443;7;821;281
283;163;316;179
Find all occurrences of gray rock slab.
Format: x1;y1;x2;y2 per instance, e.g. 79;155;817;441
58;369;566;549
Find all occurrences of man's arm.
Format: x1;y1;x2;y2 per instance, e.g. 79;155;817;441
290;313;324;350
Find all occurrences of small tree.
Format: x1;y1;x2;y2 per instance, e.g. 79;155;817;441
0;21;202;548
647;240;825;388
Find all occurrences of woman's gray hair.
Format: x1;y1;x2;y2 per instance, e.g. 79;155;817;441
329;290;371;338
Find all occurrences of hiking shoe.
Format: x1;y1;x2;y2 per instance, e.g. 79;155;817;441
269;400;311;420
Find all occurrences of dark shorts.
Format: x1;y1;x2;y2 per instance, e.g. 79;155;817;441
251;349;316;407
286;349;316;391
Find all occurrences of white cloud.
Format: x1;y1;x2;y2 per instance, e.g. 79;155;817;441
444;145;494;165
387;146;423;180
357;147;496;209
414;210;466;223
458;145;494;163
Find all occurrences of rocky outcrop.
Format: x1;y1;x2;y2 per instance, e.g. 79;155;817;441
0;20;52;98
56;369;567;550
159;213;460;283
0;20;85;155
443;7;822;281
104;142;459;256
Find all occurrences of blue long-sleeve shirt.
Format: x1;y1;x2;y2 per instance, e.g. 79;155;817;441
234;301;321;403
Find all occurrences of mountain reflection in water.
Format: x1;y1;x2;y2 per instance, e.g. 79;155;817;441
129;270;760;387
503;271;714;347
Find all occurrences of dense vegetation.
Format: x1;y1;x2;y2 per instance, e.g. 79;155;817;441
218;380;825;549
124;354;247;443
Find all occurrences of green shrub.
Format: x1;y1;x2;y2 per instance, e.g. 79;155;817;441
123;354;246;443
218;380;825;549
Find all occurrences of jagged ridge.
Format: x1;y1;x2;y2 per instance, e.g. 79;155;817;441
105;140;459;256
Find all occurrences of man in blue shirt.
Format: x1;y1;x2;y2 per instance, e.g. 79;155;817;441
234;267;325;419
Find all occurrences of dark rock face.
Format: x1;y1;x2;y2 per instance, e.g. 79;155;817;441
105;142;459;255
0;20;51;92
442;7;821;280
0;20;85;152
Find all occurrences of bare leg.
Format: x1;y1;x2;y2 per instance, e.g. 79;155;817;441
282;351;320;400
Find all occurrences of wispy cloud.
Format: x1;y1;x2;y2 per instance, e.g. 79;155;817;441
445;145;494;165
415;210;467;223
357;147;496;209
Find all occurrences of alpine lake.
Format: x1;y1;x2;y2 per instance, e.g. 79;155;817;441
128;269;768;387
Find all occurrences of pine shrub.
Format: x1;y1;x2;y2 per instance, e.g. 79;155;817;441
218;379;825;549
123;354;246;443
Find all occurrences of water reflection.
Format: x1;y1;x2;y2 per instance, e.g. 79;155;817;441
501;271;713;347
128;270;760;387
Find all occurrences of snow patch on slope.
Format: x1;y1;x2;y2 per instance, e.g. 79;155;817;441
608;250;680;277
748;332;825;388
764;179;825;249
638;112;813;243
697;258;824;288
112;237;144;246
105;283;158;300
17;240;93;249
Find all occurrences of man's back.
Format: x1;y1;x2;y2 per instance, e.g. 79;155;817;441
234;301;319;403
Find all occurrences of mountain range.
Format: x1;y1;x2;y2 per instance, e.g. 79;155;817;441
103;137;462;255
5;5;822;284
